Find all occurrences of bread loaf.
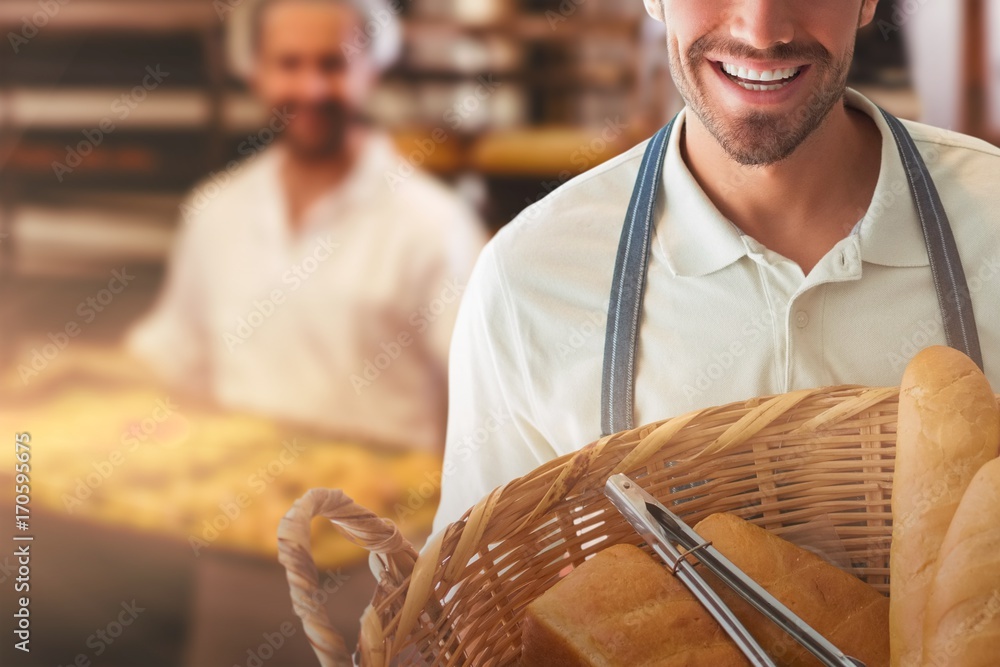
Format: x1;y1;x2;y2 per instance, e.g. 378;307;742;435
890;346;1000;666
694;513;890;667
520;514;890;666
921;457;1000;666
520;543;749;666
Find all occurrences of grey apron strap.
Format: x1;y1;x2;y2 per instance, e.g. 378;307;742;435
600;110;983;437
600;118;676;437
878;108;984;370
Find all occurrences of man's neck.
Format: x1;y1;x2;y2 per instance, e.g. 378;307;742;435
280;127;367;233
681;97;882;275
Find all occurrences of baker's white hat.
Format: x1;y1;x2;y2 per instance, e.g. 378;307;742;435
225;0;403;78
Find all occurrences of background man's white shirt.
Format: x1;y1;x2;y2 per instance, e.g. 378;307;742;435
433;89;1000;533
129;134;487;451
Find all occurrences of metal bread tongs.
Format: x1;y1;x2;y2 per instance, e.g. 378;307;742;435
604;474;866;667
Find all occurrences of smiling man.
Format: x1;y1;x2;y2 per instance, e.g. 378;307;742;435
432;0;1000;552
128;0;486;451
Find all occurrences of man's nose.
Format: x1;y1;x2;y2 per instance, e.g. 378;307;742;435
727;0;795;51
300;68;338;101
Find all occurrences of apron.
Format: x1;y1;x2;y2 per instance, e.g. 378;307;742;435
599;109;984;437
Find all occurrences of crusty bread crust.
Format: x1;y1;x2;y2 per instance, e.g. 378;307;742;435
922;457;1000;666
520;543;748;666
890;346;1000;667
695;513;890;667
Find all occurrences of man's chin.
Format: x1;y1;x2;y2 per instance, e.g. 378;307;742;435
721;140;800;167
715;116;803;166
695;89;843;167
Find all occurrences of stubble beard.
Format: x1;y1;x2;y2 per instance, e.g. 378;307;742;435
283;101;355;160
668;34;855;167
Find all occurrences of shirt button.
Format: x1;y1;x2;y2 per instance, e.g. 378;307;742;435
795;311;810;329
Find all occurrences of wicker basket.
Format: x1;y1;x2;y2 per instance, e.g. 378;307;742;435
278;384;916;666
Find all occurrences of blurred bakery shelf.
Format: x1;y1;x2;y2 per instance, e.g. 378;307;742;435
0;12;210;315
0;0;667;288
8;195;177;277
470;126;640;176
0;0;215;32
3;131;212;188
404;15;642;40
385;0;670;230
392;3;650;131
5;88;213;129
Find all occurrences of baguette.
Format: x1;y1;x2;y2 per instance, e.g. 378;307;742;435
921;457;1000;666
889;346;1000;666
694;513;890;667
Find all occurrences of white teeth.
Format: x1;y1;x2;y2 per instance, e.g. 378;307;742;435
720;62;801;84
737;80;785;92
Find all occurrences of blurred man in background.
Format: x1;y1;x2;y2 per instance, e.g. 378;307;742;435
128;0;486;452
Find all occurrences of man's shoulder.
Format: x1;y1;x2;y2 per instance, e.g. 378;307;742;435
901;120;1000;221
492;137;652;256
367;131;481;238
179;149;277;224
478;138;656;313
896;120;1000;247
901;118;1000;163
388;166;480;229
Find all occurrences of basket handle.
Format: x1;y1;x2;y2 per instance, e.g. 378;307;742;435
277;488;419;667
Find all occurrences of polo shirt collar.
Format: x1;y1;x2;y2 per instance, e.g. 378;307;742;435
654;88;930;278
846;88;930;268
656;107;748;278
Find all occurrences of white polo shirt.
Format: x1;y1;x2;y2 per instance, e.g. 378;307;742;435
432;89;1000;532
128;133;487;452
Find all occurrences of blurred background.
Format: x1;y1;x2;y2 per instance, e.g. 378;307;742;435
1;1;998;666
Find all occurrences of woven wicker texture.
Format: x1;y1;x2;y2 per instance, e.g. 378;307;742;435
281;384;924;666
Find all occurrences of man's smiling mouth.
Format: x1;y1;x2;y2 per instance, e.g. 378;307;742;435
717;61;804;92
